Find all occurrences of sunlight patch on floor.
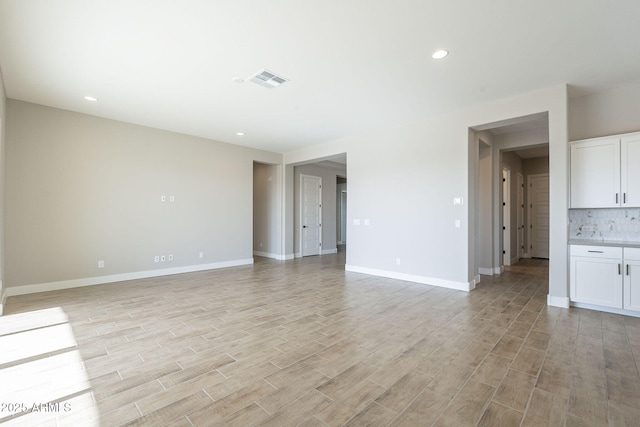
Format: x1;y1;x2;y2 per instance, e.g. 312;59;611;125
0;307;99;426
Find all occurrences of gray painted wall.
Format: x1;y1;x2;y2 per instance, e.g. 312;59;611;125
285;85;568;301
5;100;281;288
253;162;281;258
477;133;493;273
569;81;640;141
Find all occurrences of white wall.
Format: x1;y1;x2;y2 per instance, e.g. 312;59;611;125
5;100;281;292
294;164;346;256
0;68;6;314
569;82;640;141
285;86;568;298
253;162;282;259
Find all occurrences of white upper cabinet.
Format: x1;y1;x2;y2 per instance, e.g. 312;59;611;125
621;134;640;207
570;132;640;208
570;137;620;208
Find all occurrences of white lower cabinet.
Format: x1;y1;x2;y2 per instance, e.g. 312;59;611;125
623;248;640;312
570;245;640;313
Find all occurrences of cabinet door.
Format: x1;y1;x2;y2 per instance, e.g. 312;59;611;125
570;256;623;308
621;134;640;207
624;260;640;312
570;138;620;208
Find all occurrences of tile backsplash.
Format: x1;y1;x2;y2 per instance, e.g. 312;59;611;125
569;208;640;242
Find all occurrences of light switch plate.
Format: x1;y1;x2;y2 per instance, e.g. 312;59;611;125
453;197;463;205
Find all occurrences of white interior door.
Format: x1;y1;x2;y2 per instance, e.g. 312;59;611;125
517;173;524;261
529;174;549;259
502;168;510;266
301;174;322;256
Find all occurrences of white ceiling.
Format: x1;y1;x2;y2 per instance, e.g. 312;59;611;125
1;1;639;153
512;146;549;160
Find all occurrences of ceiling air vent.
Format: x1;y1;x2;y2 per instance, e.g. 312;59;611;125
248;69;288;89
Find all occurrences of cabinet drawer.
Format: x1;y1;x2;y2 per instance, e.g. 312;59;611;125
624;247;640;261
570;245;622;258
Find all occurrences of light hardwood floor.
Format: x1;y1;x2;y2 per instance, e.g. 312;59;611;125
1;253;640;426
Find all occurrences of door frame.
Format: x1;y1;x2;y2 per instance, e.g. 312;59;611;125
528;173;550;259
299;174;322;256
517;172;524;261
338;190;347;244
502;167;511;266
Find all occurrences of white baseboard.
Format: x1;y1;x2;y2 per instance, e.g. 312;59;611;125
547;294;570;308
6;259;254;298
295;250;337;257
474;274;481;286
510;256;520;265
345;265;473;292
523;253;531;259
571;301;640;318
253;251;292;261
478;266;503;276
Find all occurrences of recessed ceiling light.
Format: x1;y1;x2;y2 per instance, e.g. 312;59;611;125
236;132;244;136
432;49;449;59
84;96;98;102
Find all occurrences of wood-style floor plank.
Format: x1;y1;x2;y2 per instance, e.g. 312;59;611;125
1;254;637;426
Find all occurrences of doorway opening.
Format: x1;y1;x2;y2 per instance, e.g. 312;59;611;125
289;154;347;259
253;161;282;260
471;112;550;282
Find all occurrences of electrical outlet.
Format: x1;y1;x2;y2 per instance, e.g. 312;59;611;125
160;255;166;262
161;195;166;202
170;195;175;202
154;256;160;263
199;251;204;259
396;258;401;265
168;254;173;261
98;260;104;268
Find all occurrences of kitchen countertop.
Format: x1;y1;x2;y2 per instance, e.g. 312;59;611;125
569;240;640;248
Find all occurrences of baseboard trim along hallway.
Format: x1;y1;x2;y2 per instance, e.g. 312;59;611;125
345;264;474;291
6;258;254;297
